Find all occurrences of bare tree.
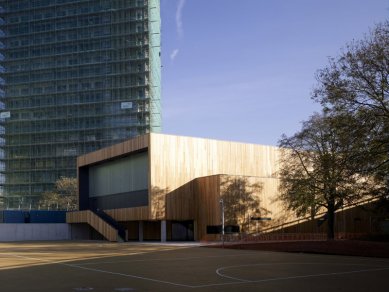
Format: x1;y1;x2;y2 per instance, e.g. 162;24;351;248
39;177;78;210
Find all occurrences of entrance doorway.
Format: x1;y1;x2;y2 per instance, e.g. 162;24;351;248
170;220;194;241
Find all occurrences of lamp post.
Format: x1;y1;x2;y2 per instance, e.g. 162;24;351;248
220;198;225;248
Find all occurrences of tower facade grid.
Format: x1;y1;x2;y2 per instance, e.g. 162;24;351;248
0;0;161;209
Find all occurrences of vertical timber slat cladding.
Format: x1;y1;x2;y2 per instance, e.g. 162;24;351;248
165;174;283;240
195;175;221;240
105;206;149;221
165;178;200;220
66;210;118;242
149;133;280;220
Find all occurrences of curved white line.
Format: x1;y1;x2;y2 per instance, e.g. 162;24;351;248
216;262;389;283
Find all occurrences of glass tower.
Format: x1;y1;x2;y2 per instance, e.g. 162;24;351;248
0;0;161;209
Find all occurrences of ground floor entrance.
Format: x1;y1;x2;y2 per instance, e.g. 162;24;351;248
120;220;195;242
169;220;194;241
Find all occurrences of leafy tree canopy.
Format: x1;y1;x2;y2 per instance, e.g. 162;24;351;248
278;112;377;239
313;21;389;191
278;22;389;239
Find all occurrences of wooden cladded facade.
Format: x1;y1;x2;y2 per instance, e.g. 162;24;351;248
67;133;288;241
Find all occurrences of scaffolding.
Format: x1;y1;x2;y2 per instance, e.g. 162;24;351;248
0;0;161;209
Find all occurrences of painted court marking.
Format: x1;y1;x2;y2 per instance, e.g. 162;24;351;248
5;252;389;289
209;263;389;288
9;254;194;289
75;252;261;266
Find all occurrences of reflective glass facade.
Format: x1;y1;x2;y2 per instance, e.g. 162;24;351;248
0;0;161;209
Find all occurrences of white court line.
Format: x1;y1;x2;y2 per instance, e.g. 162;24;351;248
200;262;389;289
63;263;195;288
9;254;197;288
216;262;387;282
76;252;261;266
8;253;389;289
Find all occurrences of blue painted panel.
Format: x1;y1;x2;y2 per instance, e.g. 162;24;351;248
29;211;66;223
3;211;25;223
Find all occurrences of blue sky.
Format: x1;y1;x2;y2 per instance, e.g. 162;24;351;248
160;0;388;146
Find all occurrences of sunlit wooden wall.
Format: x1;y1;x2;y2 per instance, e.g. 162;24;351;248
164;174;286;240
149;133;280;220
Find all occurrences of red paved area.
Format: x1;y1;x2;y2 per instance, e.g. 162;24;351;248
216;240;389;258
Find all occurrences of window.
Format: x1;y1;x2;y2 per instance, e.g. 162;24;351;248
33;14;43;20
9;40;20;47
44;12;54;19
32;87;43;94
33;38;42;45
57;10;66;17
57;85;67;92
9;17;20;24
69;84;78;91
82;83;91;90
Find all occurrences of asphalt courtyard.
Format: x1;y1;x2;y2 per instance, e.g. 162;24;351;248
0;241;388;292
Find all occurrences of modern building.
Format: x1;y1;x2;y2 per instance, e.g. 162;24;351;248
67;133;388;242
0;0;161;209
67;133;285;241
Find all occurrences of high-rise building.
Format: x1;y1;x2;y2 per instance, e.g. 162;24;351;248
0;0;161;209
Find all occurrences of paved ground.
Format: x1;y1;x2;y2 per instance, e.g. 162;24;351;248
216;240;389;258
0;241;388;292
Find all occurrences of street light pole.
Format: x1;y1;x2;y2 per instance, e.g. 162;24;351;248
220;198;225;248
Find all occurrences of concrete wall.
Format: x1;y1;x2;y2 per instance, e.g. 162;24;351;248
0;224;71;241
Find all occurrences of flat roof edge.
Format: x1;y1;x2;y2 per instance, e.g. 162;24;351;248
77;133;150;167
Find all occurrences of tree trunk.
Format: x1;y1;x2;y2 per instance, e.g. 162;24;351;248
327;202;335;240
